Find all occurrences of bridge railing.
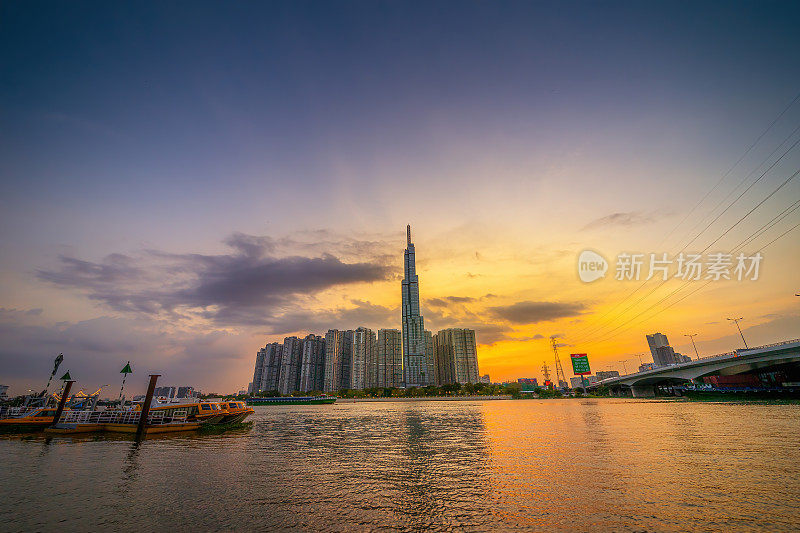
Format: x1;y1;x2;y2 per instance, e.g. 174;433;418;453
599;337;800;382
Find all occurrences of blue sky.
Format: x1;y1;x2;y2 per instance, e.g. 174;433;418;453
1;1;799;393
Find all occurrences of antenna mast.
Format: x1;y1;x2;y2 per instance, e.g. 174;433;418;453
551;337;568;389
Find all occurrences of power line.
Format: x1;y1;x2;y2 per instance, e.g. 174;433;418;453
569;95;800;341
657;89;800;250
578;209;800;347
679;133;800;252
570;137;800;345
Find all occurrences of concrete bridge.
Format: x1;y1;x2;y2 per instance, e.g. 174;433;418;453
591;338;800;397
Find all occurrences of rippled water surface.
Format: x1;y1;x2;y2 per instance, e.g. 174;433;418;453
1;399;799;532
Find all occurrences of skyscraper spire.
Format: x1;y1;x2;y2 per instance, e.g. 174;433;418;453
401;224;428;387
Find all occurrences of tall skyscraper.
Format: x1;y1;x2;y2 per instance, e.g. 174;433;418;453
433;328;479;385
351;327;377;390
323;329;354;392
299;334;326;392
401;225;429;387
377;329;403;388
278;336;304;395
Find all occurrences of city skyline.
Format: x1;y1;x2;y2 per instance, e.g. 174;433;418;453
248;227;480;395
1;2;799;394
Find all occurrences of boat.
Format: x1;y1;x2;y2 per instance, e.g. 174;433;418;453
44;399;254;435
45;408;204;435
246;396;336;405
0;407;66;430
217;401;255;423
145;400;229;424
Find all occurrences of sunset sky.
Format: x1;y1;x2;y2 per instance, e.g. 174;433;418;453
1;1;799;395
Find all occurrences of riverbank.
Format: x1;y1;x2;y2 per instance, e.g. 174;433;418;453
340;395;512;402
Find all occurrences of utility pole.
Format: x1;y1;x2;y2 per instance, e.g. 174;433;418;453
633;353;644;365
541;362;551;387
726;317;748;349
684;334;700;360
551;337;567;389
618;360;629;374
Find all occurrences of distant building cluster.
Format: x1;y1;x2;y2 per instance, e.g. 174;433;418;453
249;327;480;395
153;386;199;399
570;375;599;389
249;226;480;395
595;370;620;381
646;333;692;367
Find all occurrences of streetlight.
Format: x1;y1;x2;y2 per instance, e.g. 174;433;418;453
684;334;700;360
727;317;748;349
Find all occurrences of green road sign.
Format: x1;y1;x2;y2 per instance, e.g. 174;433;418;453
570;354;591;375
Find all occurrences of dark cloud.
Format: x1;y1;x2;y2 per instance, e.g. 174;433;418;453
489;301;585;325
0;316;251;396
36;234;395;327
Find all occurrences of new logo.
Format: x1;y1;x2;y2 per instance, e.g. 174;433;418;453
578;250;608;283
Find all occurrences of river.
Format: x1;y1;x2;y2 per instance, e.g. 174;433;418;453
1;399;798;532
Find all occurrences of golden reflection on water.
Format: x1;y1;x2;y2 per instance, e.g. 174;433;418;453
1;399;799;532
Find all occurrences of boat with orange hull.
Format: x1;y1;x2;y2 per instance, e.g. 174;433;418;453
217;401;255;423
0;407;67;430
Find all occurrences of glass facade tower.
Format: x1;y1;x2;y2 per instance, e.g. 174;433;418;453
402;225;429;387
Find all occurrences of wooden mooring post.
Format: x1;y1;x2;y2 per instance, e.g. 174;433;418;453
135;374;160;439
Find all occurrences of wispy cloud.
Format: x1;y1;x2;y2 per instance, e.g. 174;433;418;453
581;211;666;231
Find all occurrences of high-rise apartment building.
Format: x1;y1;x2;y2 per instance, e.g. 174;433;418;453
299;334;326;392
278;336;304;395
424;329;434;385
351;327;377;390
646;333;670;364
433;328;479;385
251;347;267;395
401;225;429;387
251;342;283;394
377;329;403;388
323;329;354;392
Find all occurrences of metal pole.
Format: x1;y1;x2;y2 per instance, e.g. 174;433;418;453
136;374;160;439
684;334;700;360
727;317;748;349
50;380;75;428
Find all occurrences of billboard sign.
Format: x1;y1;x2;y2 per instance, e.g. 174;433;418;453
570;353;591;375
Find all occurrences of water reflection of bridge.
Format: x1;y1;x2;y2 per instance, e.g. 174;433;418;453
590;339;800;397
